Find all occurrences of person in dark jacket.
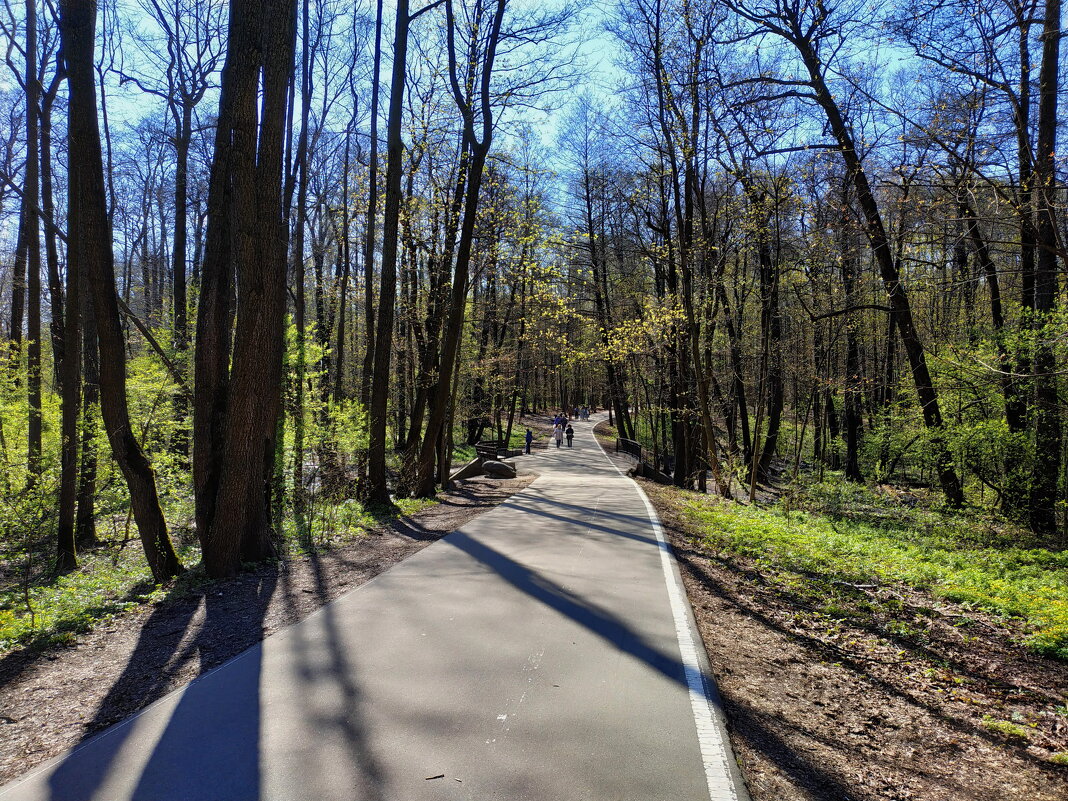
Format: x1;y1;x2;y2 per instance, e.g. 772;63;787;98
565;424;574;448
525;428;534;454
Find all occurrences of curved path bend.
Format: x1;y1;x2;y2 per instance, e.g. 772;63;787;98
0;417;748;801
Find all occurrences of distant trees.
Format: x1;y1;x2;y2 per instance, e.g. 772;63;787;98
561;0;1064;524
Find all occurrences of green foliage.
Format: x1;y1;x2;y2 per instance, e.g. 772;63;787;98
0;542;200;650
279;494;435;552
980;715;1031;741
681;482;1068;660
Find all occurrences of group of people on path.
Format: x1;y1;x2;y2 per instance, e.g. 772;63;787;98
524;413;577;454
551;413;574;449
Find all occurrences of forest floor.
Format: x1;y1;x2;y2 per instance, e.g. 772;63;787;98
0;471;535;787
592;424;1068;800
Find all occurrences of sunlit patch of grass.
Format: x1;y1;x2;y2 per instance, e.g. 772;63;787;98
0;543;198;652
677;482;1068;660
980;715;1031;741
283;494;438;553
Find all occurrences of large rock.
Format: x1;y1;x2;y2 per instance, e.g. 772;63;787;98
482;459;517;478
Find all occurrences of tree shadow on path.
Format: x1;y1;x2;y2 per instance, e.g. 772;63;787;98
45;573;278;801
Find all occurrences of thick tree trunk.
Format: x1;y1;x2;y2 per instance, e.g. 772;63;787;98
194;0;296;577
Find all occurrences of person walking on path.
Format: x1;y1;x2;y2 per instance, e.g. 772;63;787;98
525;428;534;454
565;424;574;448
553;424;564;448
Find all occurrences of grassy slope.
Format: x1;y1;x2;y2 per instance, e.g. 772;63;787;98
677;480;1068;660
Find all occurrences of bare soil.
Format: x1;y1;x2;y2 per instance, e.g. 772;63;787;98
0;473;534;786
643;481;1068;801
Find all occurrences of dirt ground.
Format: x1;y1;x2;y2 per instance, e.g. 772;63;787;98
0;473;534;786
643;481;1068;801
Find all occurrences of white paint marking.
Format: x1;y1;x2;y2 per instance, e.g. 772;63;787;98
596;433;742;801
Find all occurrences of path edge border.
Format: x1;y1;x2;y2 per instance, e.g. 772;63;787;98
593;426;751;801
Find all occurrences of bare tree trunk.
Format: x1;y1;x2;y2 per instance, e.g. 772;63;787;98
367;0;412;504
334;126;353;401
1029;0;1061;534
194;0;297;577
76;293;99;547
61;0;182;582
170;108;193;460
25;0;42;483
7;202;26;361
41;71;64;390
290;0;312;533
796;40;964;506
56;23;81;568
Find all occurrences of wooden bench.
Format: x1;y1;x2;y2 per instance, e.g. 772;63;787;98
474;440;501;460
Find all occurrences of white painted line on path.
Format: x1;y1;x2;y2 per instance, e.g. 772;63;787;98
592;426;743;801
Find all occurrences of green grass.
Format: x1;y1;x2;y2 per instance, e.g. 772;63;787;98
679;481;1068;660
0;543;198;651
981;715;1031;740
0;494;437;654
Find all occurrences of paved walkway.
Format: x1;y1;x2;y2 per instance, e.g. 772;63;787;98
0;417;748;801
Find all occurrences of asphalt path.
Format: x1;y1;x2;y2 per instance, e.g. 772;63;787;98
0;416;748;801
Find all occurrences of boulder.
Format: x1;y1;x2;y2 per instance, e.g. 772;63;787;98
482;459;517;478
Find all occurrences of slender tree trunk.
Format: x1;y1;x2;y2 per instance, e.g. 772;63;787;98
41;73;64;390
413;141;490;497
755;192;783;484
76;289;98;547
359;0;383;416
797;41;963;506
57;56;81;570
8;202;26;362
170;109;192;460
61;0;182;582
290;0;312;533
366;0;409;505
334;126;352;401
25;0;42;483
842;262;864;483
1029;0;1061;534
